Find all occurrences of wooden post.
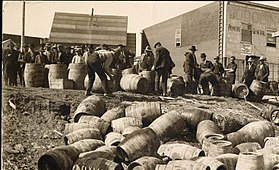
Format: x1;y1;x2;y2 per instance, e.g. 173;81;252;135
21;1;25;52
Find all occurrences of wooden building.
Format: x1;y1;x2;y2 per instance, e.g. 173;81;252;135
142;1;279;82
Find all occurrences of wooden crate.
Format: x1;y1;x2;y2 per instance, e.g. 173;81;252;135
49;79;74;89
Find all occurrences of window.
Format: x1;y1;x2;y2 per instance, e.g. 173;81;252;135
266;28;277;47
241;23;252;43
175;28;181;47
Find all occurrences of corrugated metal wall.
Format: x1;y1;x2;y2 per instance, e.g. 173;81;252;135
126;33;136;53
49;12;128;45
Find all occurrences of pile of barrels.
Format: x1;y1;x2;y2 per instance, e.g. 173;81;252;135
38;95;279;170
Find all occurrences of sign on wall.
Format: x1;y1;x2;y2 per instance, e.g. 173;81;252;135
241;43;252;55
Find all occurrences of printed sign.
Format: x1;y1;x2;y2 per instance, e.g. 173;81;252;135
241;43;252;55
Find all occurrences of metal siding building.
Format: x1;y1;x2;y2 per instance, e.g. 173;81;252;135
142;1;279;82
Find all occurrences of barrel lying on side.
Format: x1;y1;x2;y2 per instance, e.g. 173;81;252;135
236;152;264;170
128;156;163;170
69;139;104;154
101;106;125;123
202;134;225;156
232;83;249;99
72;157;123;170
111;117;143;134
64;128;102;145
196;120;222;144
120;74;149;93
233;142;261;154
215;153;239;170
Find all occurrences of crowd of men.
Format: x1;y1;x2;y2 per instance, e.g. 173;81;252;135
2;41;270;97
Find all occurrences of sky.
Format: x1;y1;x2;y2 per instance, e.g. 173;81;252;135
2;1;279;55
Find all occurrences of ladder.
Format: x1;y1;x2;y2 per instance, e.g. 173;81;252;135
218;1;225;62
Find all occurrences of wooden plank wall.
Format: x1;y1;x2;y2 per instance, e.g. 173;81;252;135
49;12;128;45
126;33;136;53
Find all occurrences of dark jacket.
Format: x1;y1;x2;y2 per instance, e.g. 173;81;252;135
183;52;195;74
242;64;256;86
154;46;175;71
212;62;225;77
140;52;154;71
200;60;214;72
255;63;269;82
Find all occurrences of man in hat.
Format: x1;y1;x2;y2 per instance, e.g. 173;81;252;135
27;43;37;63
255;56;269;83
3;42;19;86
71;46;85;64
65;46;74;66
242;57;256;87
212;56;225;79
183;51;196;94
83;44;94;65
57;44;68;64
139;46;154;72
17;44;29;86
225;56;238;84
44;43;55;64
151;41;175;96
35;47;48;64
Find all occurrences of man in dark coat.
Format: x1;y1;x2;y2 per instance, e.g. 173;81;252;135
183;51;195;94
35;47;48;64
139;46;154;71
255;56;269;83
225;56;238;84
151;41;175;96
212;56;225;79
57;44;68;64
17;44;29;86
241;57;256;87
3;43;19;86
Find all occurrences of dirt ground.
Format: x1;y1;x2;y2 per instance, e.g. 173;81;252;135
2;86;279;169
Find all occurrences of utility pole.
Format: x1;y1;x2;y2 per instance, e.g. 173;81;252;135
21;1;25;52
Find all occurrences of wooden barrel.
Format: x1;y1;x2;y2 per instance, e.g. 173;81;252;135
122;68;135;76
139;71;155;93
215;153;239;170
218;78;232;97
120;74;149;93
226;121;275;147
232;83;249;99
68;63;87;90
48;64;67;88
261;105;279;126
77;115;110;135
262;153;279;170
101;106;125;123
64;128;102;145
125;102;162;126
167;76;185;97
64;122;110;136
208;140;233;157
73;95;106;122
256;144;279;155
236;152;264;170
72;157;123;170
105;132;124;146
112;68;122;91
69;139;104;154
250;80;266;99
196;120;222;144
38;145;80;170
117;127;160;162
157;143;205;160
84;74;117;93
233;142;262;154
128;156;163;170
111;117;143;134
180;108;212;132
95;145;117;155
122;126;141;137
202;134;225;156
24;63;45;87
264;137;279;148
192;157;226;170
155;162;210;170
78;150;115;161
148;110;186;142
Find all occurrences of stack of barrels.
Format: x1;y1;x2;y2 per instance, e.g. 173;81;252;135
38;97;278;170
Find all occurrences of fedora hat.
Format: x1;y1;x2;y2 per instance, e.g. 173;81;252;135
145;46;152;51
248;57;253;62
259;56;266;61
231;56;236;59
200;53;206;58
189;45;197;51
154;41;161;48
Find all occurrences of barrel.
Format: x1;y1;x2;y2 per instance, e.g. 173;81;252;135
250;80;266;99
261;105;279;125
256;144;279;155
192;157;226;170
95;145;117;155
38;145;80;170
233;142;262;154
217;78;232;97
148;110;186;141
100;106;125;123
84;74;117;93
69;139;104;154
120;74;149;93
111;117;143;134
157;143;205;160
236;152;264;170
264;137;279;148
208;140;233;157
78;150;115;161
24;63;45;87
48;64;67;88
112;68;122;91
73;95;106;122
117;127;160;162
262;153;279;170
226;120;275;147
125;102;162;126
215;153;239;170
105;132;124;146
232;83;249;99
196;120;222;144
72;157;123;170
77;115;110;135
128;156;163;170
64;122;109;137
68;63;87;90
64;128;102;145
139;71;155;93
180;108;212;132
122;68;135;76
155;162;210;170
274;164;279;170
122;126;141;137
202;134;225;156
167;76;185;97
